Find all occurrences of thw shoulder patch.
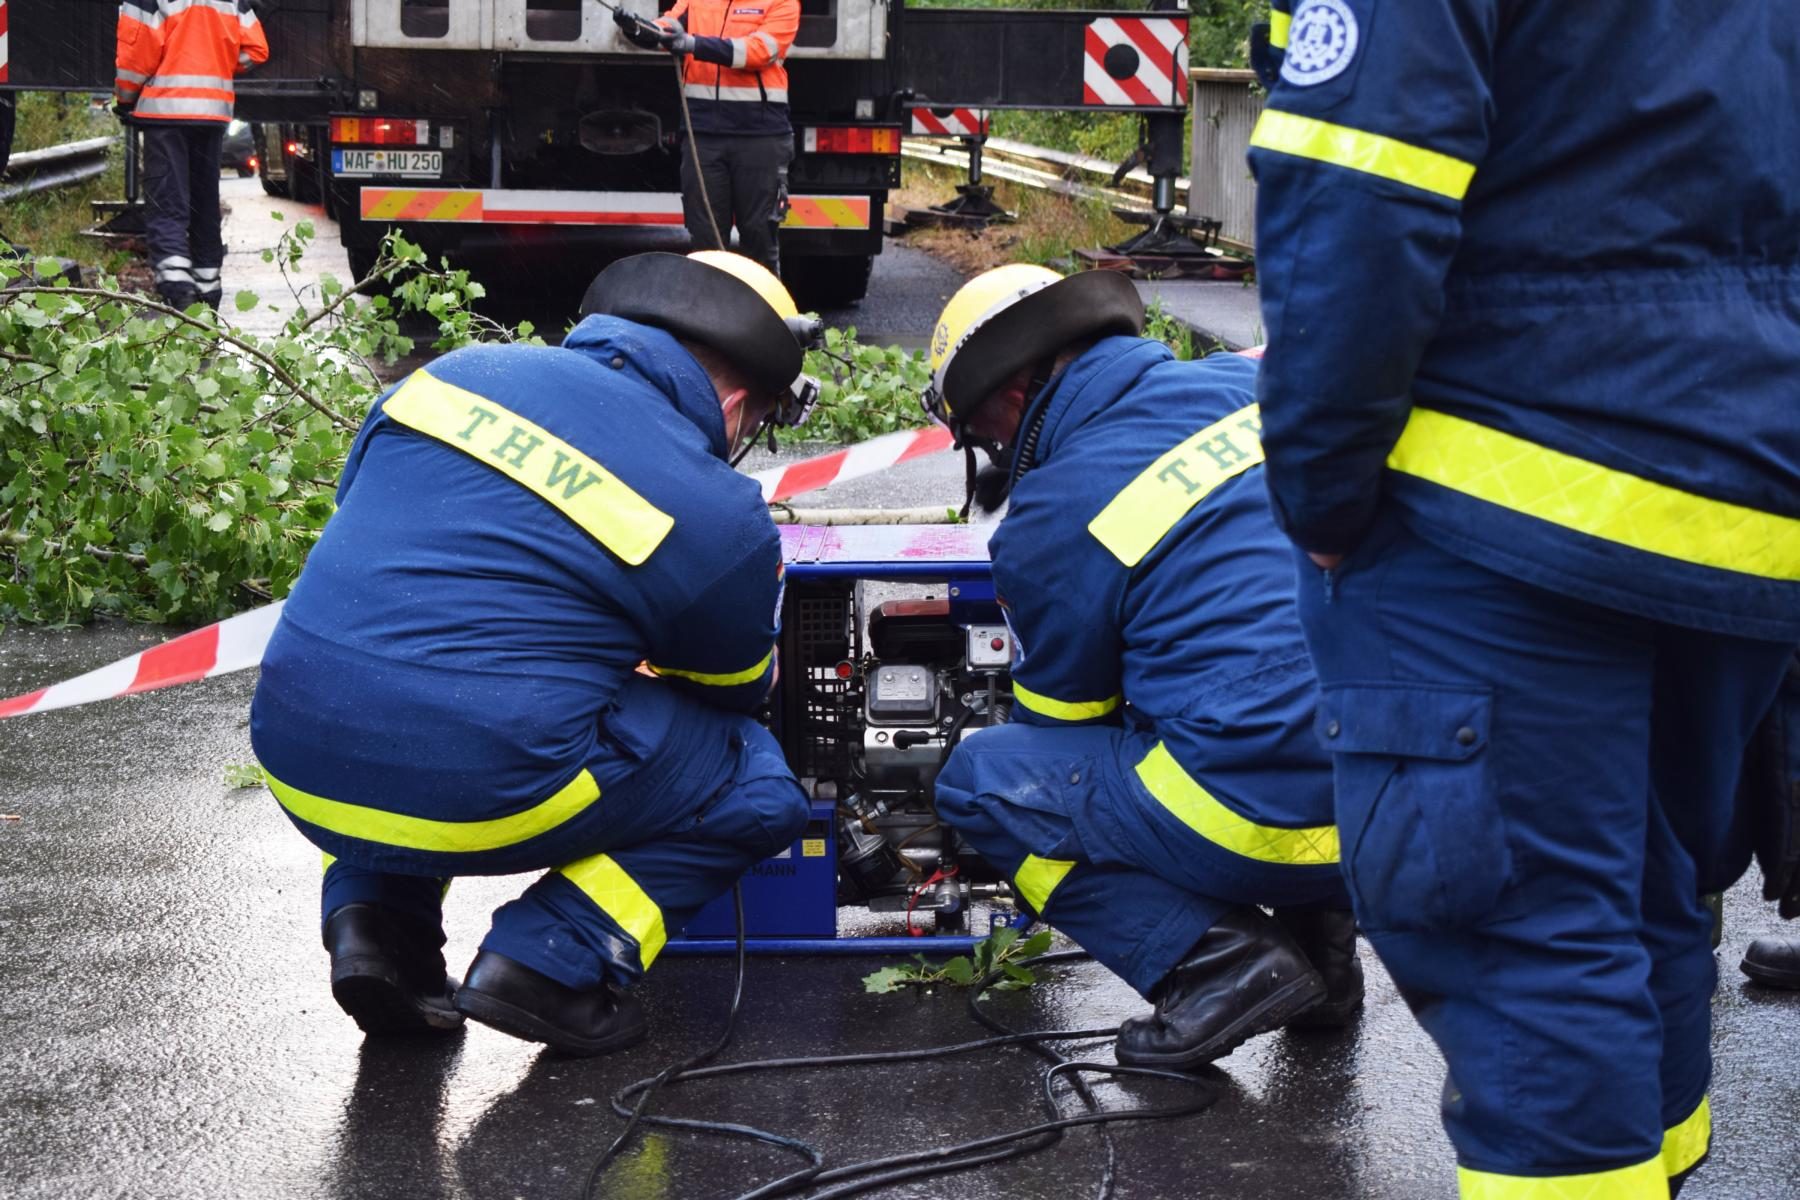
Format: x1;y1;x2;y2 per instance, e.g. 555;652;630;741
1280;0;1360;87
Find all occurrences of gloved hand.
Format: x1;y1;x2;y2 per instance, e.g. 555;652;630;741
612;9;671;50
665;32;695;55
112;102;136;122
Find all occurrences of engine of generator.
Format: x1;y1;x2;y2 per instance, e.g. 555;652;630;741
775;580;1016;931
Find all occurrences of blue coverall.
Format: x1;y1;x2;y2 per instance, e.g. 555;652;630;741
1249;0;1800;1193
934;339;1347;998
249;315;810;991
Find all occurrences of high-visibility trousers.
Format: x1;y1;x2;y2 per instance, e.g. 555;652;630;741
936;714;1346;997
303;676;808;989
1295;508;1793;1197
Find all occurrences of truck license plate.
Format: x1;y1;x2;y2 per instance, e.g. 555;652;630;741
332;149;443;178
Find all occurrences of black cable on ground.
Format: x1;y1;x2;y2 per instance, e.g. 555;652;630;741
583;940;1218;1200
581;884;776;1200
964;951;1118;1198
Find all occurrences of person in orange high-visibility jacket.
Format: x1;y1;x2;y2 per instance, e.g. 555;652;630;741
115;0;269;309
616;0;798;271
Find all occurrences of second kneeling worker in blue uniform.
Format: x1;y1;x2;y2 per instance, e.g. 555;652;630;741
925;265;1361;1068
250;251;820;1056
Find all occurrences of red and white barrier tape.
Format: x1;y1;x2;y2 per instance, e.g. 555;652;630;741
0;600;285;720
751;425;955;503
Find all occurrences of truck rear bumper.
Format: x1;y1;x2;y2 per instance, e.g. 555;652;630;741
355;187;874;232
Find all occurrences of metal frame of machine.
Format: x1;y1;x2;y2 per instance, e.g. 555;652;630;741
669;523;1023;955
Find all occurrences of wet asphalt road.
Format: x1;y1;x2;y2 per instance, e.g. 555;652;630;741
3;641;1798;1200
4;183;1800;1200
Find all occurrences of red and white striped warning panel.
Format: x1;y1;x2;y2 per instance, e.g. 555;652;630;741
752;425;955;504
909;108;990;139
1083;15;1188;108
0;601;285;720
1;1;11;86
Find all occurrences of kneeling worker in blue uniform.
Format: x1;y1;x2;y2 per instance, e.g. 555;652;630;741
925;265;1361;1067
250;251;818;1055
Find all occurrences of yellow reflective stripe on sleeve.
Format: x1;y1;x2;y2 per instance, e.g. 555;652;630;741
1088;403;1265;567
648;648;775;687
1389;409;1800;581
1134;741;1339;865
1457;1156;1666;1199
1015;855;1076;913
1269;9;1291;48
383;370;675;566
1250;108;1476;201
1012;682;1122;722
1661;1095;1710;1178
560;853;668;968
268;769;602;853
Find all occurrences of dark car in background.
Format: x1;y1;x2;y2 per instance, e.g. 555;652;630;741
220;118;257;178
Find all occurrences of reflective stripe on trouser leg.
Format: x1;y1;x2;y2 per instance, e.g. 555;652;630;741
1660;1096;1709;1180
320;854;449;932
934;723;1227;996
480;752;809;991
1457;1158;1668;1199
560;853;668;969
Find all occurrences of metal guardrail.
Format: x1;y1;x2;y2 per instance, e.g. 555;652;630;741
0;135;118;203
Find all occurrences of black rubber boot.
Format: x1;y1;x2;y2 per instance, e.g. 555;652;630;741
1273;906;1365;1029
1740;937;1800;989
324;903;463;1036
455;949;647;1058
1115;906;1326;1069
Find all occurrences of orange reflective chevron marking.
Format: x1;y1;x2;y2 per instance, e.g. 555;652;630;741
360;190;485;222
782;196;872;229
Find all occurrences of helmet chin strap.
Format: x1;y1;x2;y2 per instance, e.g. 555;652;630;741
725;392;775;468
960;358;1058;518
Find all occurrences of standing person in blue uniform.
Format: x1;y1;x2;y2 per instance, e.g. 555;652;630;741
925;265;1363;1068
1248;1;1800;1194
250;251;821;1056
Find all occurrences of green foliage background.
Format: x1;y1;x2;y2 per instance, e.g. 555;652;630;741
0;224;529;626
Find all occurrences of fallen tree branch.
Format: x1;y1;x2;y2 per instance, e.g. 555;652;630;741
1;285;356;431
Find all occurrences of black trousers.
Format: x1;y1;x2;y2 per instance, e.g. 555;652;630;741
141;122;227;309
679;132;792;273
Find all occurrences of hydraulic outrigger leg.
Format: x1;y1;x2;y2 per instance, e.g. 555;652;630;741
1107;112;1221;261
927;132;1014;227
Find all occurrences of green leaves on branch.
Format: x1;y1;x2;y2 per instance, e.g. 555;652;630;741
793;324;933;444
863;926;1055;994
0;223;539;625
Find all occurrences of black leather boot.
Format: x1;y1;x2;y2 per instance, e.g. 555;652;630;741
1115;906;1325;1069
1273;906;1365;1029
324;903;463;1035
1740;937;1800;989
455;949;647;1057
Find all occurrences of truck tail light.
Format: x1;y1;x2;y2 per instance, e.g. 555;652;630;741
803;126;901;155
330;116;430;146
